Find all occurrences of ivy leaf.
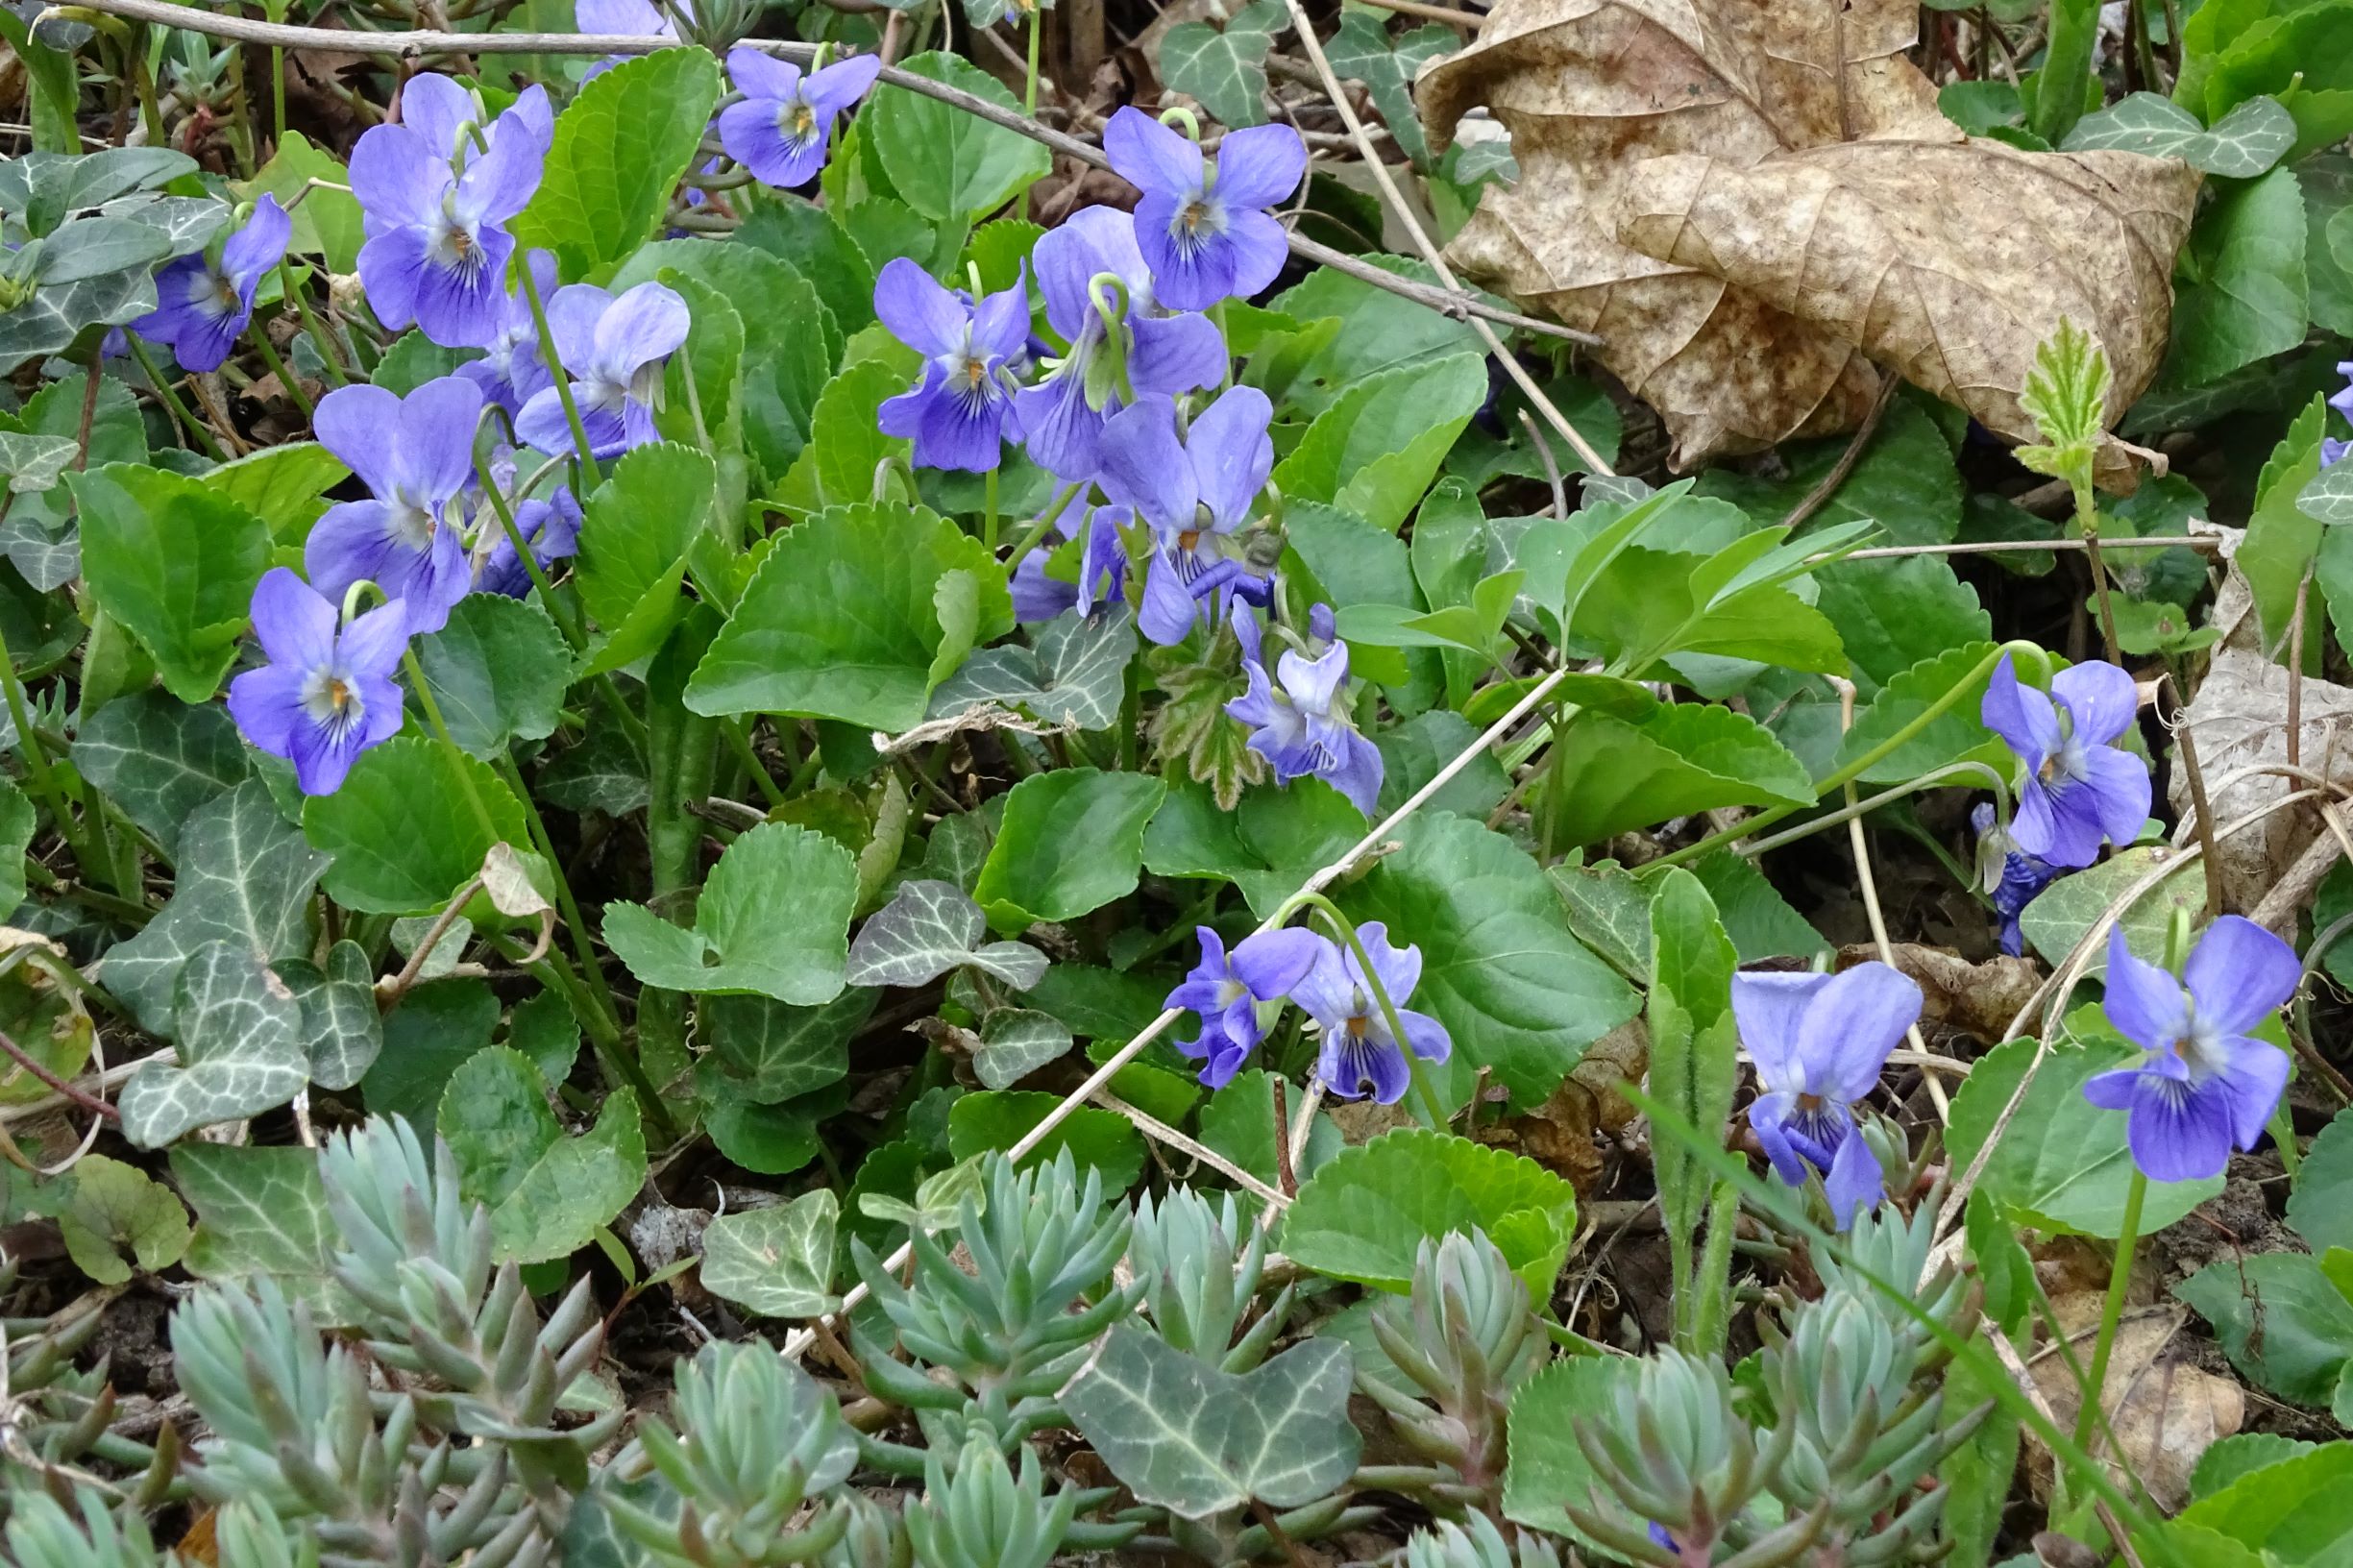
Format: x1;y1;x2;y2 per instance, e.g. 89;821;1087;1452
2018;846;2204;968
604;821;859;1003
68;463;271;702
0;430;76;494
301;737;530;916
172;1142;349;1322
438;1047;648;1264
973;1008;1073;1089
1339;812;1638;1106
57;1154;188;1286
1949;1023;2225;1239
271;940;382;1091
929;605;1140;733
1160;0;1286;129
698;1189;840;1318
1062;1326;1361;1518
2063;91;2297;177
511;47;723;282
71;690;249;857
845;878;1046;990
696;989;872;1104
1320;12;1455;165
1280;1127;1578;1300
973;768;1165;930
574;442;715;678
408;594;575;759
2301;462;2353;526
866;52;1051;223
99;780;326;1036
686;502;1012;733
119;941;311;1148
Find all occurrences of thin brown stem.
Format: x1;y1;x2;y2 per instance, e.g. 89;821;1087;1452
0;1026;119;1120
1779;371;1897;533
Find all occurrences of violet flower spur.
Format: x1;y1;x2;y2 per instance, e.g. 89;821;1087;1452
228;568;409;796
516;281;691;458
1165;925;1324;1089
1096;387;1274;646
2084;919;2296;1183
1227;606;1383;817
351;85;547;348
1971;802;2059;959
1013;204;1225;480
1288;923;1450;1105
132;194;289;373
1731;963;1923;1229
304;377;484;636
720;48;882;190
455;248;556;415
1981;653;2150;870
1010;505;1129;624
873;257;1030;472
1102;108;1306;311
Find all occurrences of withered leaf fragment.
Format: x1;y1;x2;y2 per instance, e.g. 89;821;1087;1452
1417;0;2200;481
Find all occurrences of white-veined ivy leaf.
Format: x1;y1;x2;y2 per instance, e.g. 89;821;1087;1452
171;1141;350;1322
2017;845;2200;969
973;1008;1072;1089
539;723;649;818
119;940;311;1148
2303;462;2353;526
98;779;326;1035
1160;0;1286;129
2062;91;2297;178
1338;812;1638;1106
696;988;872;1104
301;737;530;917
438;1046;648;1263
845;878;1047;990
928;604;1139;733
71;689;249;858
1062;1325;1361;1518
699;1188;840;1318
408;593;575;759
1279;1126;1579;1300
1320;12;1454;165
57;1154;188;1286
604;821;859;1003
0;430;76;494
859;1152;986;1233
272;940;382;1091
1948;1020;2223;1239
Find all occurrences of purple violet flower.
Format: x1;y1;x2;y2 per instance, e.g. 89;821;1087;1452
351;83;549;348
1981;653;2149;870
228;568;410;796
515;281;691;458
2083;919;2296;1183
1010;504;1130;624
1013;204;1226;481
1288;923;1450;1105
1732;963;1923;1229
474;482;581;599
1103;108;1306;311
1227;606;1383;817
304;377;484;636
1164;925;1325;1088
1972;802;2060;958
873;257;1030;472
576;0;679;33
132;195;290;373
1096;387;1273;646
2327;438;2350;468
397;73;554;167
454;248;557;416
720;48;882;190
2332;358;2353;425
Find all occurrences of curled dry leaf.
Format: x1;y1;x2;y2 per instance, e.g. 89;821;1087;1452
2026;1300;2242;1512
1838;943;2040;1045
1415;0;2201;481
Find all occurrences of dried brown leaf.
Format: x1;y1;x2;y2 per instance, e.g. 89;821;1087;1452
1417;0;2199;478
2027;1300;2243;1512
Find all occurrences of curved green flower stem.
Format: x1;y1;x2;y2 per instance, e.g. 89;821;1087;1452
276;259;352;387
1269;889;1449;1133
0;616;95;878
490;749;625;1052
516;257;600;479
126;336;222;459
243;321;315;422
1734;762;2011;861
2074;1167;2145;1452
1001;480;1084;571
1022;0;1042;116
1649;639;2047;873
